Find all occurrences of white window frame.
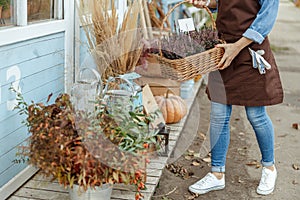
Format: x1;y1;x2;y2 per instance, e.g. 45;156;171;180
0;0;65;47
0;0;127;93
0;0;73;93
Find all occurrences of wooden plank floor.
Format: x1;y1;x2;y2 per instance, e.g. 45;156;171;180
8;79;203;200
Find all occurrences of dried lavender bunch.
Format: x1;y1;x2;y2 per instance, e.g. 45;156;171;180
141;25;220;60
190;25;221;50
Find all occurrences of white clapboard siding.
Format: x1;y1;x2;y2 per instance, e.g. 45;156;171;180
0;32;65;188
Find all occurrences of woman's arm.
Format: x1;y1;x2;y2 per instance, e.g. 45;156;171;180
189;0;279;69
190;0;279;43
243;0;279;44
217;0;279;69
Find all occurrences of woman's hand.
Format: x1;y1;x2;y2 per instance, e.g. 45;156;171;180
188;0;217;9
188;0;209;8
216;37;253;70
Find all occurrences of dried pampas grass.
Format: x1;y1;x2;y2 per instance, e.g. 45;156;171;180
78;0;143;80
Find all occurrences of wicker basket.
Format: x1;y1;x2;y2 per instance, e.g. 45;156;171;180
151;0;224;81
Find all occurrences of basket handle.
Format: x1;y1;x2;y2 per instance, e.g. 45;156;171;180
159;0;216;57
160;1;216;31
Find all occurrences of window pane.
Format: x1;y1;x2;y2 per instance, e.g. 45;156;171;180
28;0;52;22
0;0;13;27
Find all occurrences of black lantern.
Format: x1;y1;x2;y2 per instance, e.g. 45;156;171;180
156;122;170;157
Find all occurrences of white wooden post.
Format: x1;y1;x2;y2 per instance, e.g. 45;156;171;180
74;0;81;81
16;0;27;26
64;0;75;93
54;0;63;20
117;0;127;28
138;0;148;39
143;0;153;39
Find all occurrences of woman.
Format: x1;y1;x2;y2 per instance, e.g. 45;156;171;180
188;0;283;196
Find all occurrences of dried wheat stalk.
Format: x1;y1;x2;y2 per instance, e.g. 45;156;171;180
78;0;143;80
147;0;170;29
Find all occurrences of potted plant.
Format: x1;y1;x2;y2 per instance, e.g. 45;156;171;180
0;0;10;18
13;88;161;200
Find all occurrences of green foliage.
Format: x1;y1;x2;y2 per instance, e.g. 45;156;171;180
12;89;160;199
0;0;10;10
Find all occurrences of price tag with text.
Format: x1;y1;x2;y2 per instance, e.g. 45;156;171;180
178;18;195;32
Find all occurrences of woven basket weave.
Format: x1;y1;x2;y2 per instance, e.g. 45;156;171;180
151;0;224;81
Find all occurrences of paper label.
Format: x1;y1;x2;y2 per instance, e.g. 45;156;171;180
178;18;195;32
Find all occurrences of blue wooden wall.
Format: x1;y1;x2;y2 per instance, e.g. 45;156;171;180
0;32;65;187
79;28;97;70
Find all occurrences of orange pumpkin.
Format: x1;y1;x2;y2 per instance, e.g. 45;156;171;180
154;90;187;124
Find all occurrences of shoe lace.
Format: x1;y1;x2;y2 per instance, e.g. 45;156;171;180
197;173;214;186
260;169;270;187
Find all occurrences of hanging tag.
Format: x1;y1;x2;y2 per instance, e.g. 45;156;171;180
142;84;165;127
178;18;195;32
119;72;141;80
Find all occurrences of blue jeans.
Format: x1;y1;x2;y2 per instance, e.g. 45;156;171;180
210;102;275;173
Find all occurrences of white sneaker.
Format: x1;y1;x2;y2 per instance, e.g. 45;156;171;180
189;172;225;195
257;166;277;195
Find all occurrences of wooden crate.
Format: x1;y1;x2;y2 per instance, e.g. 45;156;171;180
135;55;164;78
135;76;180;96
149;86;180;96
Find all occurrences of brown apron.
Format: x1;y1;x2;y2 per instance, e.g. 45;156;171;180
206;0;283;106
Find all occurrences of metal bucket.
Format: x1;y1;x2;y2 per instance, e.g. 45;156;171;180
69;184;112;200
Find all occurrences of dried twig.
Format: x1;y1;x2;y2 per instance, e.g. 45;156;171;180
152;186;178;198
147;0;170;29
